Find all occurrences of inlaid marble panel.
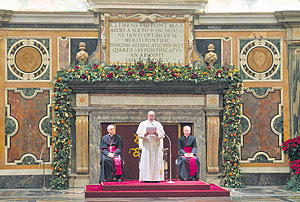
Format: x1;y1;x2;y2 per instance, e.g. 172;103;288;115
6;38;51;81
5;88;52;165
240;87;284;163
239;38;282;81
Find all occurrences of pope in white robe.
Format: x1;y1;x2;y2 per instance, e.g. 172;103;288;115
136;111;165;182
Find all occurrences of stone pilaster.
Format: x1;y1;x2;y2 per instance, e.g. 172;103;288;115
205;94;222;175
74;94;90;174
275;11;300;138
205;108;221;173
75;114;89;173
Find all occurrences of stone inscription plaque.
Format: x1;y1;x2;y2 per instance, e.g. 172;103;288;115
108;21;186;63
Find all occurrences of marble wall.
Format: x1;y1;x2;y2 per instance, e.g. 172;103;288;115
288;47;300;138
0;29;98;188
0;11;292;187
194;29;289;185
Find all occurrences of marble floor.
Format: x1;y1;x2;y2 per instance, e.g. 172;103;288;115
0;186;300;202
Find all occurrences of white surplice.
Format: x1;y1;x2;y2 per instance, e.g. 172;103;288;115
136;120;165;182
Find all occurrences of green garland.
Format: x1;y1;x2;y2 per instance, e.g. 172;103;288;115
222;77;243;188
51;59;243;189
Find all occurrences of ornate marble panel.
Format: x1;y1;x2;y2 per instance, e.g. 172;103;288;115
6;38;51;81
222;37;232;65
239;38;282;81
5;88;52;165
206;94;219;108
58;37;70;70
76;94;89;107
240;87;284;163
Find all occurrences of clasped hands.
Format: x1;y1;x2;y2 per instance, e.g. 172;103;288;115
145;131;158;137
183;153;194;158
108;153;115;158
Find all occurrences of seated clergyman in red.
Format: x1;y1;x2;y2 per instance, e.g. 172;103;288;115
99;124;125;182
177;125;200;181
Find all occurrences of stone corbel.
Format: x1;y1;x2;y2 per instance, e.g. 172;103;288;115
0;10;12;27
205;108;222;174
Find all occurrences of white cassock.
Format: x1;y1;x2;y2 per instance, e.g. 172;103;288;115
136;120;165;181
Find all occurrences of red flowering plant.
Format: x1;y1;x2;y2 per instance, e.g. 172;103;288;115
281;136;300;191
282;136;300;161
290;159;300;175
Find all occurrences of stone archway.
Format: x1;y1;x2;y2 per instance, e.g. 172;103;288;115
69;81;226;184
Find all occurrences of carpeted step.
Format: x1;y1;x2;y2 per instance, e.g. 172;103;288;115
102;180;211;191
85;184;230;198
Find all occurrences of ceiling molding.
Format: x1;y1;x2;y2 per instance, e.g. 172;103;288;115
275;11;300;28
88;0;207;14
196;12;278;25
0;10;13;26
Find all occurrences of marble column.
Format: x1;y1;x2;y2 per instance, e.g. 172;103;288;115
206;109;221;174
205;94;222;174
74;94;90;174
75;113;89;173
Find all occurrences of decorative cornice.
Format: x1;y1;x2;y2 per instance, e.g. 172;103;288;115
104;13;191;22
88;0;207;14
196;12;278;25
8;11;96;25
275;11;300;28
0;10;12;26
68;81;229;95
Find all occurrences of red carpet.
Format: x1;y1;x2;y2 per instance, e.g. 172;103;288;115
85;180;230;198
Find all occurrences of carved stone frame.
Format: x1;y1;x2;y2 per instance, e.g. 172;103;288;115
100;13;194;65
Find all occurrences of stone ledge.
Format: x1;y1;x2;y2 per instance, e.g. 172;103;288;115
69;174;90;188
89;0;207;14
0;175;51;189
242;173;290;186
